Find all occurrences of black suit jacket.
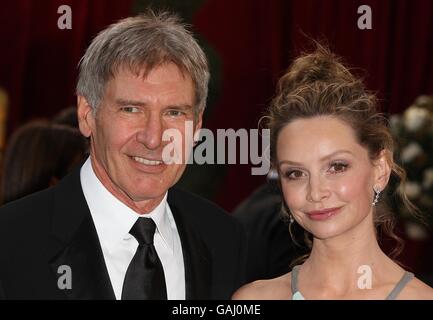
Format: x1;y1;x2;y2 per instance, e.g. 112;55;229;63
0;166;246;299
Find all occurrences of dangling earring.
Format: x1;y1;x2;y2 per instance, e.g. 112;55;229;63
372;186;381;206
289;213;294;224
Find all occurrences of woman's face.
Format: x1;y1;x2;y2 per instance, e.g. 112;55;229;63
277;116;389;240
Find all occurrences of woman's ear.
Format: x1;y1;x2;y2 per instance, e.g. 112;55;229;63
373;149;392;190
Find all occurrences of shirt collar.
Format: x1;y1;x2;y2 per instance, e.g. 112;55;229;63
80;157;173;254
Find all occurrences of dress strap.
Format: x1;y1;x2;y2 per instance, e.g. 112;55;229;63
385;272;414;300
291;266;413;300
291;265;301;295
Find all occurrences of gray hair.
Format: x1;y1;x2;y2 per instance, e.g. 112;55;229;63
76;11;209;117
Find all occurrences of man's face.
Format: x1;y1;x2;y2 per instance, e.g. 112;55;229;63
78;63;201;212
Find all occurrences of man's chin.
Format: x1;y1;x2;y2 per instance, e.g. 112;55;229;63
128;189;168;203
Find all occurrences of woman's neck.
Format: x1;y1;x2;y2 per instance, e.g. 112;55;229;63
299;213;402;298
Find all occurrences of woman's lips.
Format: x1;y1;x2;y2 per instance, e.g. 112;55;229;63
306;206;343;221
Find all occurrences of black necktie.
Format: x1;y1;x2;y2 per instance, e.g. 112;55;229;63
121;217;167;300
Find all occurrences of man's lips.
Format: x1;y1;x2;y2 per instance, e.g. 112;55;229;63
128;156;167;173
131;155;163;166
306;206;343;221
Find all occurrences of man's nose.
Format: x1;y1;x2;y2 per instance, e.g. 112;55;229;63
136;113;163;150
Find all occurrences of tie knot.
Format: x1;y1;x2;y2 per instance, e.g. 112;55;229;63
130;218;156;245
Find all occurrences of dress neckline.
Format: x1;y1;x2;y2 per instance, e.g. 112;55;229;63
290;265;414;300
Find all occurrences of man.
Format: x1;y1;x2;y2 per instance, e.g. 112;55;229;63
0;11;246;299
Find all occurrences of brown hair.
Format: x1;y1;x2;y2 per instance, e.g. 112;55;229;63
1;121;88;204
266;44;420;262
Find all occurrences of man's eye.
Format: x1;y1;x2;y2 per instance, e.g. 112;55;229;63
166;110;185;117
121;107;140;113
329;162;349;174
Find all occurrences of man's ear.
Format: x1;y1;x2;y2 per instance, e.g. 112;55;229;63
193;111;203;145
194;111;203;132
373;149;392;190
77;96;95;138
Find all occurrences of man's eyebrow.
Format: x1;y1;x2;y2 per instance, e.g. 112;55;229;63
115;98;145;106
278;150;354;166
165;104;194;110
115;98;193;110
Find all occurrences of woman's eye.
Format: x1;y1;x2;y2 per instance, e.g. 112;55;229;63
121;106;140;113
285;170;305;180
329;162;349;173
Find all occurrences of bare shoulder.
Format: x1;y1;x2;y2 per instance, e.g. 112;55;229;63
232;273;292;300
398;277;433;300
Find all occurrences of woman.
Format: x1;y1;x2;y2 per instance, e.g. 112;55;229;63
233;46;433;299
1;120;88;204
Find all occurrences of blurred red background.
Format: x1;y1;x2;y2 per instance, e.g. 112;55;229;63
1;0;433;275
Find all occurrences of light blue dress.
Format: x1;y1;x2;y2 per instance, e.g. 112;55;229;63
290;265;414;300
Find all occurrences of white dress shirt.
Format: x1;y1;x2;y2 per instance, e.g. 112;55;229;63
80;158;185;300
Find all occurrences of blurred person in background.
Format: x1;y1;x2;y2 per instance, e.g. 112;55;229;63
52;106;80;129
233;170;308;283
0;120;88;204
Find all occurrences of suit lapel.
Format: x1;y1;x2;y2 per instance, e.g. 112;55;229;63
47;166;115;300
168;189;212;300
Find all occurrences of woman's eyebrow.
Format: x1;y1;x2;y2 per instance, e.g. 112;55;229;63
278;150;354;166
